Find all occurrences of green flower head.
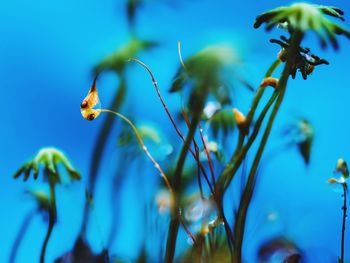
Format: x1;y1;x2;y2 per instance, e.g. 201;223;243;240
13;147;81;183
254;3;350;49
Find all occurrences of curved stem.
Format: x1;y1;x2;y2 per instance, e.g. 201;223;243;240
80;78;126;238
101;109;173;193
9;210;36;263
340;183;347;263
233;31;304;263
130;58;216;195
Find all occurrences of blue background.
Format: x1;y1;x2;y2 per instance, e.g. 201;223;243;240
1;0;350;262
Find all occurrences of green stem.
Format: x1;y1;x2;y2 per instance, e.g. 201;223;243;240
233;30;304;263
165;114;200;263
40;177;56;263
215;59;281;197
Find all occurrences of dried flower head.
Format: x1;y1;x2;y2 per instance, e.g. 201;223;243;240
270;36;329;79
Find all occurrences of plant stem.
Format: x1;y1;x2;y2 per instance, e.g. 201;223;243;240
9;210;36;263
233;30;304;263
80;78;126;238
340;183;347;263
165;115;200;263
40;177;56;263
215;59;281;197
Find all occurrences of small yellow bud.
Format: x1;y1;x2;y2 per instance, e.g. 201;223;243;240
233;108;246;126
328;178;338;184
260;77;279;89
233;108;247;134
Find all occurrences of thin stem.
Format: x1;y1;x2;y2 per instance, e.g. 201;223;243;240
179;210;197;246
165;115;200;263
9;210;36;263
100;109;173;193
340;183;347;263
233;31;304;263
40;177;56;263
199;125;216;186
80;78;126;238
182;110;205;199
129;58;215;194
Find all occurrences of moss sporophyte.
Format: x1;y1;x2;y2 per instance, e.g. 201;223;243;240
77;2;350;263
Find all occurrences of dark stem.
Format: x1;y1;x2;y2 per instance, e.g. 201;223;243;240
9;210;36;263
233;31;304;263
107;158;128;247
40;177;56;263
340;183;347;263
164;114;200;263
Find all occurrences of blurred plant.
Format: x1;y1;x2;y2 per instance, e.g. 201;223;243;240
164;44;241;261
257;237;303;263
328;158;349;263
9;190;50;263
202;102;236;140
78;2;350;263
228;3;350;262
283;118;314;164
13;147;80;263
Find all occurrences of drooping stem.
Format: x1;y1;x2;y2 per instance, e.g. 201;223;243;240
9;210;36;263
40;176;56;263
101;109;173;193
165;114;200;263
233;30;304;263
80;78;126;238
340;183;347;263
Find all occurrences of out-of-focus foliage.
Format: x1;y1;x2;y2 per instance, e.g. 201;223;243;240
170;45;240;116
283;119;314;165
13;147;81;183
94;38;158;75
257;237;303;263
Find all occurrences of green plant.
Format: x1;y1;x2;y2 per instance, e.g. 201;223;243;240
329;158;349;263
13;147;80;263
9;190;50;263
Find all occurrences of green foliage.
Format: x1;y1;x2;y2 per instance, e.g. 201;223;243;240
13;147;81;183
206;109;236;139
254;3;350;49
27;190;51;212
170;45;240;116
94;37;158;75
